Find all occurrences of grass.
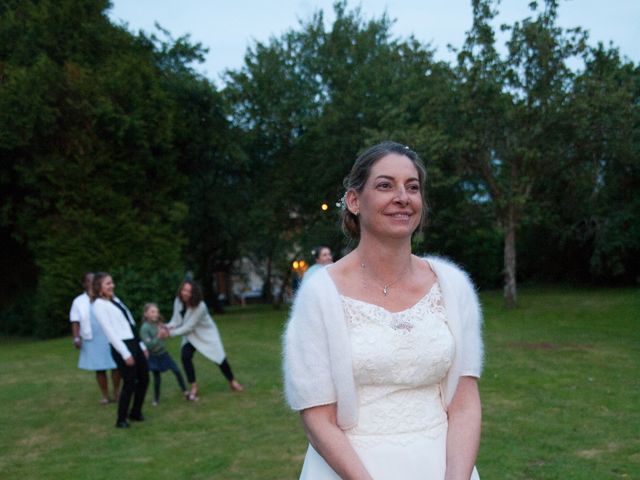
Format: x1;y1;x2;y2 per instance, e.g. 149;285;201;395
479;287;639;479
0;287;638;479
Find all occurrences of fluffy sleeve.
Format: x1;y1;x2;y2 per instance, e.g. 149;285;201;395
283;281;337;411
427;256;484;406
457;271;484;378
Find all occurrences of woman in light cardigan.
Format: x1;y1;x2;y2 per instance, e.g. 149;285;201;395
161;280;243;400
283;141;483;479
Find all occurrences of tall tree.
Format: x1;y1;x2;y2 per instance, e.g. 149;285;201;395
0;0;201;335
224;21;323;299
224;2;456;285
455;0;587;306
566;45;639;280
368;40;503;286
151;29;248;310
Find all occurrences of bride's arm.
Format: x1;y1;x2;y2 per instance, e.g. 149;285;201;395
301;403;373;480
444;376;481;480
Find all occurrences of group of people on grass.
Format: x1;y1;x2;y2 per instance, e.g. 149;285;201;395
70;273;243;428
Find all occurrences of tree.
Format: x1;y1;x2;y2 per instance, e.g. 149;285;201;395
223;20;323;300
151;28;249;311
455;0;588;306
564;45;639;281
224;2;459;289
368;39;503;287
0;0;197;335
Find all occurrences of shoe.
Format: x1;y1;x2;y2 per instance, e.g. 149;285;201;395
187;392;199;402
99;398;110;405
115;420;130;428
152;400;158;406
128;414;145;422
229;380;244;392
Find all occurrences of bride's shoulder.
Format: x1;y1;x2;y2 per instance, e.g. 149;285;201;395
422;255;476;291
325;253;359;292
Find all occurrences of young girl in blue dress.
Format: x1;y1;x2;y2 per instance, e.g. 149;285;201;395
139;303;188;405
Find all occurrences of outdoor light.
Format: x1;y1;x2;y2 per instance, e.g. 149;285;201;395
321;203;329;211
292;261;299;269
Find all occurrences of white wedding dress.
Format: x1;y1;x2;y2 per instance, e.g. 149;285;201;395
299;283;476;480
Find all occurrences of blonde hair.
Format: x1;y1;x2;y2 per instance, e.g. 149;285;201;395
142;302;163;322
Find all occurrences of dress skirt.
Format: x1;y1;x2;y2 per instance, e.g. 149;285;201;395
148;351;179;372
300;437;480;479
78;313;116;371
299;424;453;480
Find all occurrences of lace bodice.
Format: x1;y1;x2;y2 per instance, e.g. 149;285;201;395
342;283;455;444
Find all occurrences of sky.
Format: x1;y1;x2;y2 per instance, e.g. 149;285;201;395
108;0;640;85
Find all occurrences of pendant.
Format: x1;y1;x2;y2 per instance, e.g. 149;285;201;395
383;285;389;296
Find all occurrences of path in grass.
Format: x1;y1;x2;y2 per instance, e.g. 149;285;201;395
0;288;638;479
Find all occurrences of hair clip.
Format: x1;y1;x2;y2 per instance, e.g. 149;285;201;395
337;193;347;211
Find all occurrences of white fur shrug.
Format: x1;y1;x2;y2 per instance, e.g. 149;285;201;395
283;255;484;430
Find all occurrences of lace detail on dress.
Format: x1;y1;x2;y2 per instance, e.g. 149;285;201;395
342;283;446;333
348;421;448;448
341;283;455;447
347;384;449;447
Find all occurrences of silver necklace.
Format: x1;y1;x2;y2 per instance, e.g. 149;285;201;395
359;258;413;296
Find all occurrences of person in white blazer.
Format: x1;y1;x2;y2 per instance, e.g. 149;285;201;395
159;280;243;401
91;272;149;428
283;141;483;479
69;271;120;404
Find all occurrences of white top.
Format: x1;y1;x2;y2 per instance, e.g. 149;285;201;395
69;292;92;339
167;298;226;364
344;283;454;444
283;255;484;430
92;297;146;360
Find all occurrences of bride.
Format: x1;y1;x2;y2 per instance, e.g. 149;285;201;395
283;141;483;479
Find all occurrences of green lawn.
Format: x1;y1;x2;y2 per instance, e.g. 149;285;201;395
0;288;638;479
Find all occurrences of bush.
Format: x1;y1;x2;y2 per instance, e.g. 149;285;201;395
110;265;183;324
0;291;37;337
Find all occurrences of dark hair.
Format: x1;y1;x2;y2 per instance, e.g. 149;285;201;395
312;246;330;260
90;272;111;302
176;280;203;308
340;141;427;240
82;272;94;283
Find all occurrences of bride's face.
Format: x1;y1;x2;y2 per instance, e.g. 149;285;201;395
349;154;423;241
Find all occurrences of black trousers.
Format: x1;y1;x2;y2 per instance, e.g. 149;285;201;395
180;341;234;384
111;340;149;423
